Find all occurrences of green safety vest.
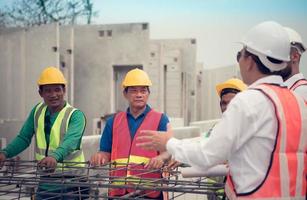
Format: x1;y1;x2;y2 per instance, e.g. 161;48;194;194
34;102;85;169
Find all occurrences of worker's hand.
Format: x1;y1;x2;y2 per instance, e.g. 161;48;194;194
145;156;165;169
90;152;110;166
136;123;173;152
0;152;7;169
166;159;181;170
38;156;57;172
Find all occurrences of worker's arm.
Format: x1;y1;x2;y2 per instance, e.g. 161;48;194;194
49;110;86;162
0;106;36;158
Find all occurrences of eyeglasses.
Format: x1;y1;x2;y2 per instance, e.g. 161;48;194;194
236;51;242;62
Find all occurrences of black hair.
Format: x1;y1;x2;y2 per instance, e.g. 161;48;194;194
220;88;240;98
124;86;150;93
244;50;284;76
39;84;65;91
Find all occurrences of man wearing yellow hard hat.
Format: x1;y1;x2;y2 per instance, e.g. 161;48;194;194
216;78;247;113
0;67;87;199
90;68;170;199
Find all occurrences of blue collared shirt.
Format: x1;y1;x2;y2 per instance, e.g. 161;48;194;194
99;105;169;152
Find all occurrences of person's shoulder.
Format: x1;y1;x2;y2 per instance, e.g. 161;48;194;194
30;102;44;114
228;89;269;111
68;106;86;120
161;113;169;121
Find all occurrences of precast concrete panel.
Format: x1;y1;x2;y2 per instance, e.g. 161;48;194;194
151;39;197;125
148;43;163;111
24;24;60;115
73;23;150;135
201;65;240;120
59;26;74;104
0;28;25;120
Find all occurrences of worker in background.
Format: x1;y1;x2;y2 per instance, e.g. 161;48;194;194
216;78;247;113
0;67;87;200
205;78;247;200
90;68;170;200
205;78;247;138
137;21;306;199
282;27;307;100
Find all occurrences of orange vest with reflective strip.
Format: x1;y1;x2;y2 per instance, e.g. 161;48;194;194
225;84;306;200
109;109;162;198
289;78;307;91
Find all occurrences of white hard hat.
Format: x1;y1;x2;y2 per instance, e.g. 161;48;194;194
284;27;306;53
241;21;290;72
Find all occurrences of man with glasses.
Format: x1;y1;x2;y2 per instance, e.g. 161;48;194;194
90;68;170;199
282;27;307;101
137;21;306;199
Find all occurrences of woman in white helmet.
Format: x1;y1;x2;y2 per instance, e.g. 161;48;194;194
137;21;306;199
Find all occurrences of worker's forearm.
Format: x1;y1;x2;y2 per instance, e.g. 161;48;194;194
2;134;32;158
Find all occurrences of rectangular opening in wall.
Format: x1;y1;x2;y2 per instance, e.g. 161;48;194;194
142;23;148;30
107;30;112;37
98;30;104;37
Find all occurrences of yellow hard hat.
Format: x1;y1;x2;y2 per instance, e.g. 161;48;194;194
122;68;152;88
37;67;67;86
216;78;247;97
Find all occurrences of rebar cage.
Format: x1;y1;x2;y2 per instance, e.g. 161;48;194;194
0;159;225;200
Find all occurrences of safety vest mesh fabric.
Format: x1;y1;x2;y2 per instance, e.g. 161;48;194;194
289;78;307;91
225;84;307;200
109;109;162;198
34;102;85;168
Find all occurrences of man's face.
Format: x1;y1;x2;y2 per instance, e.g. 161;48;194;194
124;86;149;110
39;84;65;109
220;92;237;113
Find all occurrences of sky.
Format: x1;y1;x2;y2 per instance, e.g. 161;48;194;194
1;0;307;75
91;0;307;75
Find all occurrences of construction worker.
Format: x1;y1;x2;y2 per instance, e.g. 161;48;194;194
282;27;307;100
204;78;247;138
0;67;87;199
137;21;306;199
90;68;170;199
216;78;247;113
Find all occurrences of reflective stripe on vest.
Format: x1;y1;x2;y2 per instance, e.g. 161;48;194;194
34;102;85;167
289;78;307;91
109;109;162;198
225;84;306;199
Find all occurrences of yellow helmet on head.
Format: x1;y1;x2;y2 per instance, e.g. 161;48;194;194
216;78;247;97
122;68;152;88
37;67;67;86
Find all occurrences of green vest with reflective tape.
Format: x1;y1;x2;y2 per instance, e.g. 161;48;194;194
34;102;85;168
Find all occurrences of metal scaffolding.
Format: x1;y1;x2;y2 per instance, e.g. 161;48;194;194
0;159;225;199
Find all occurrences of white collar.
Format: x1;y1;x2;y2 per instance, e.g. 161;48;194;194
284;73;305;87
248;75;284;88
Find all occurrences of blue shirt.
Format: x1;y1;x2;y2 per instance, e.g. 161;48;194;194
99;105;169;152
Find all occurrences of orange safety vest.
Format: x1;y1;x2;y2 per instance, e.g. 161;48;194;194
289;78;307;91
225;84;306;200
109;109;163;198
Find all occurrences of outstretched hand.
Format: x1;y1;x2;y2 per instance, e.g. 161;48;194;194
136;123;173;152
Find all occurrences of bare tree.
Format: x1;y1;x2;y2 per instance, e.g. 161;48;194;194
1;0;98;27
